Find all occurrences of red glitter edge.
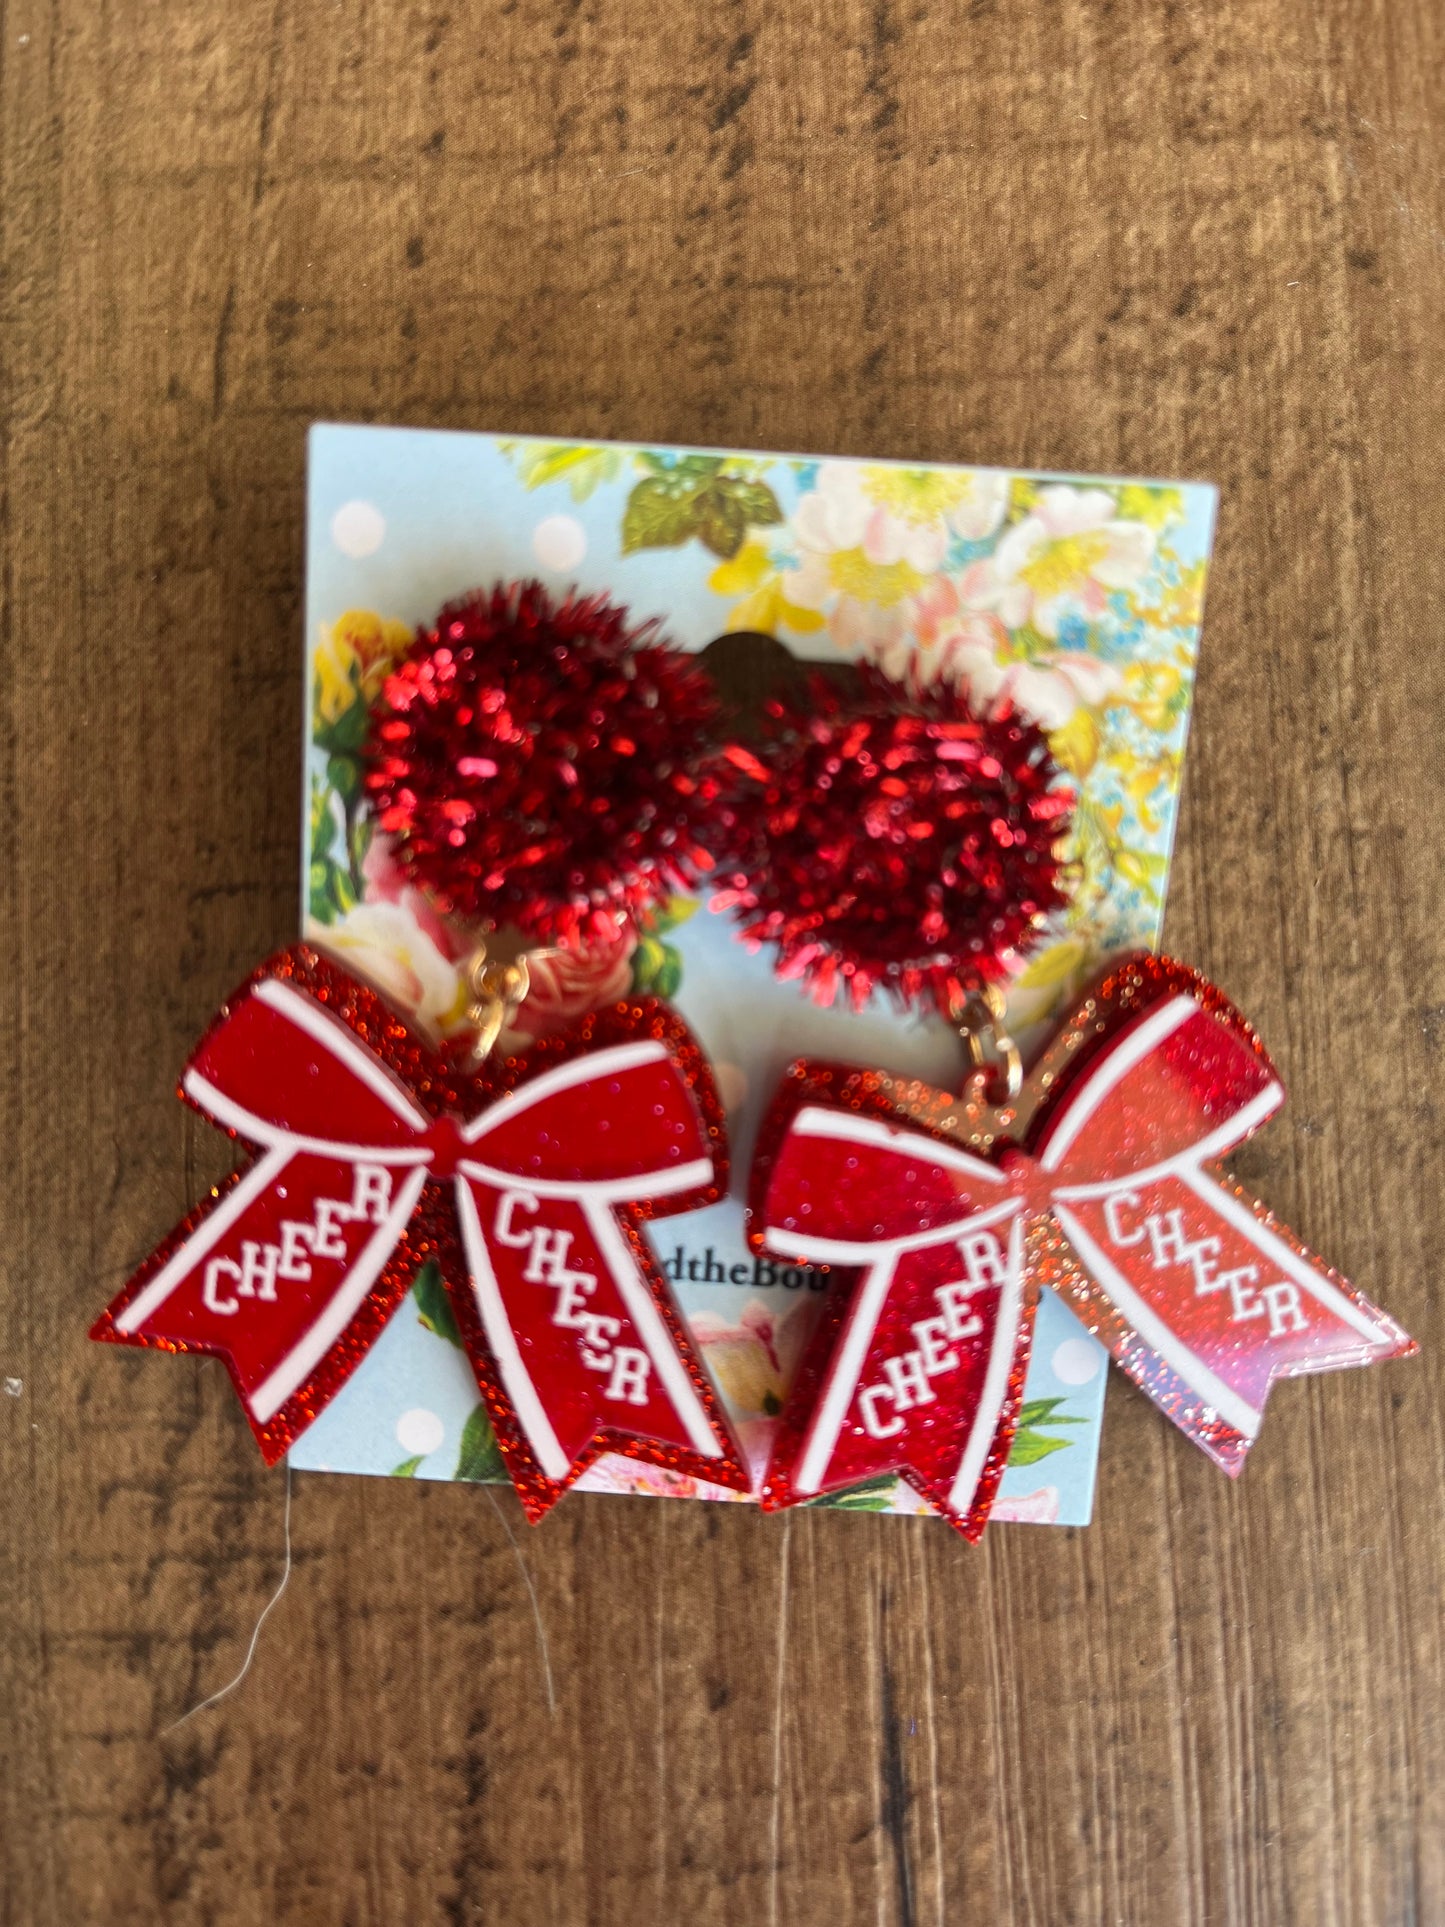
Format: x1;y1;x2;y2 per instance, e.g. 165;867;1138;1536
1020;950;1280;1151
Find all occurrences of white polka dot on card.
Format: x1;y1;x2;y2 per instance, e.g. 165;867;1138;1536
331;499;386;558
395;1407;445;1457
531;514;587;572
1052;1338;1102;1387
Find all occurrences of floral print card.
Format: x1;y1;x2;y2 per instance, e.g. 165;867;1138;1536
291;423;1217;1527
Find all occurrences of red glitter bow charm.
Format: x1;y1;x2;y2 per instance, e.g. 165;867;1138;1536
753;955;1414;1538
91;947;748;1518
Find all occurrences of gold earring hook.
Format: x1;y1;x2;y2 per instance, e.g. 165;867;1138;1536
955;981;1023;1104
463;940;532;1065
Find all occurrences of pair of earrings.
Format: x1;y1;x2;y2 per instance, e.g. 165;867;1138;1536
93;584;1412;1541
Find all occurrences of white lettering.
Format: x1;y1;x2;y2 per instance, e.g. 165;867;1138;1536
1146;1210;1222;1293
1103;1189;1146;1247
499;1190;627;1377
494;1189;540;1248
576;1312;622;1371
523;1225;577;1285
196;1168;404;1323
237;1239;281;1303
858;1383;903;1439
911;1313;957;1378
1216;1263;1262;1321
202;1256;243;1315
311;1199;349;1260
552;1271;595;1328
957;1228;1005;1289
277;1220;314;1282
347;1163;392;1225
1263;1280;1308;1336
1130;1201;1307;1334
935;1280;984;1342
604;1346;651;1405
882;1349;936;1412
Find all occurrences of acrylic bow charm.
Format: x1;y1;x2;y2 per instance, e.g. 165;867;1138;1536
92;946;748;1518
752;954;1414;1538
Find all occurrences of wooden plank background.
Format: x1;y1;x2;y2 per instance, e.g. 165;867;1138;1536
2;1;1442;1921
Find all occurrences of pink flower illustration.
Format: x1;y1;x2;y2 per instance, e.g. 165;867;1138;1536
504;922;638;1043
960;484;1154;640
899;577;1123;728
989;1486;1061;1525
580;1456;703;1502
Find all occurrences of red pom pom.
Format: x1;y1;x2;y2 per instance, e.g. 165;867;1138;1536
715;666;1074;1014
364;582;724;948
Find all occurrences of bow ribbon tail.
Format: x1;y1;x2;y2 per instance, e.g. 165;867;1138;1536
761;1210;1035;1539
1047;1163;1414;1474
451;1171;746;1520
90;954;444;1463
93;1135;431;1463
756;1096;1042;1537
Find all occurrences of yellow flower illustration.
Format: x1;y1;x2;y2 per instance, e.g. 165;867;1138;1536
1129;561;1208;632
1123;659;1187;733
825;548;927;608
1048;708;1102;777
707;542;825;636
313;609;414;726
858;465;1004;535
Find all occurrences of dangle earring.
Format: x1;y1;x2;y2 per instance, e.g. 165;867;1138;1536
719;665;1413;1541
92;582;750;1521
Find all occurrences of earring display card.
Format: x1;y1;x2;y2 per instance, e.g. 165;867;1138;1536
291;423;1217;1527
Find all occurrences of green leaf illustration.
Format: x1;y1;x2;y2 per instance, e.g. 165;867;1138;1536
1006;1433;1073;1468
629;934;683;998
456;1402;506;1483
719;478;784;529
808;1474;900;1512
326;751;362;809
1007;1394;1088;1469
307;864;336;926
413;1260;462;1348
1015;1397;1089;1429
307;853;356;926
314;692;371;759
621;470;785;560
622;475;711;554
310;780;337;861
651;951;683;999
695;489;749;560
644;895;699;935
390;1455;424;1477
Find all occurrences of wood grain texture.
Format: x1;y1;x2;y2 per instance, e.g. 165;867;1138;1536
2;1;1442;1921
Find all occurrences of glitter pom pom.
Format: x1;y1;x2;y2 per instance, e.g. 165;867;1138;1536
715;664;1075;1015
364;581;726;948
